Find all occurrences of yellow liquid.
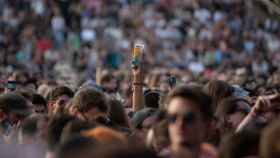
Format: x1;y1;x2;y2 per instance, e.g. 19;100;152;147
133;46;142;58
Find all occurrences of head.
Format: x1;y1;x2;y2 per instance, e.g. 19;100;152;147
47;86;74;112
57;135;97;158
100;73;117;93
204;80;233;110
5;71;29;92
32;94;47;114
166;86;213;151
144;89;161;109
47;114;76;152
82;126;126;145
216;97;251;133
108;99;129;128
71;88;109;122
0;93;31;126
60;120;95;143
92;145;159;158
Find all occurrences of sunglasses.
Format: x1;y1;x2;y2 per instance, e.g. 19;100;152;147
168;111;197;125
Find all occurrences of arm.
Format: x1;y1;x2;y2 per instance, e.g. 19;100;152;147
236;110;258;132
132;66;144;112
236;96;273;133
131;44;145;112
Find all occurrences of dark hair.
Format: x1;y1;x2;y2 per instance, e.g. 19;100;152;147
32;94;47;107
72;88;108;113
93;145;160;158
219;131;260;158
101;73;114;84
260;121;280;158
166;85;213;121
47;86;74;101
47;114;76;151
57;135;97;158
108;99;129;128
60;120;96;143
144;89;160;109
0;92;30;116
203;80;233;110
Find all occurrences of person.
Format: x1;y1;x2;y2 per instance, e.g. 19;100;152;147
47;86;74;115
60;119;95;143
5;71;29;93
81;126;126;145
131;108;158;139
107;98;131;133
236;94;280;133
144;89;161;109
57;135;98;158
92;145;160;158
0;93;31;143
161;85;216;158
203;80;234;111
31;93;47;114
46;114;76;158
215;97;251;134
100;73;118;93
70;88;109;122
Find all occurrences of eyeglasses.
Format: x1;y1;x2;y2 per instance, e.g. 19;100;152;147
167;111;197;125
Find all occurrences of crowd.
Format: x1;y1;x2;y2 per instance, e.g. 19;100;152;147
0;0;280;158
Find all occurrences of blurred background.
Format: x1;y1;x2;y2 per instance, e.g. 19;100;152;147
0;0;280;90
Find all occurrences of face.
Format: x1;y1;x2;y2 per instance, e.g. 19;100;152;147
103;79;117;93
51;95;71;111
33;104;47;114
225;101;248;130
228;112;245;129
168;97;206;148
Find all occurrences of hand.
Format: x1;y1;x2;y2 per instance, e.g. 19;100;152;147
252;94;280;114
132;65;141;75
